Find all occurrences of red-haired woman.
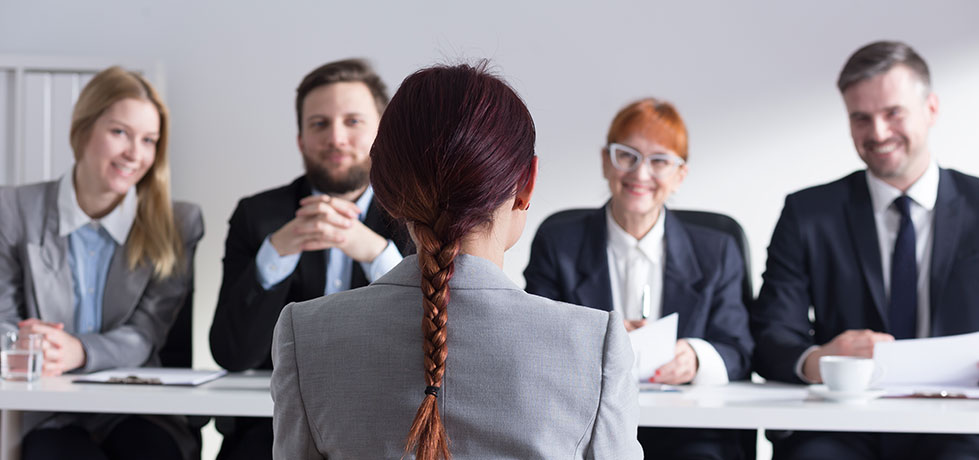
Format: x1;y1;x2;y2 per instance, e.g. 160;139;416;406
269;64;643;459
524;98;754;459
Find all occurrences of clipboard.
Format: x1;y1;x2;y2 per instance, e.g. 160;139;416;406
73;367;227;386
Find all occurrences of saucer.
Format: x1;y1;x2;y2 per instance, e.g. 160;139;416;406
809;385;886;403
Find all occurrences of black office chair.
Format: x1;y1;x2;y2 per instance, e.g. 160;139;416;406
672;209;757;460
158;285;209;452
159;287;194;368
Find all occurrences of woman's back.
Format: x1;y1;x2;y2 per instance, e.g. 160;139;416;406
272;254;642;459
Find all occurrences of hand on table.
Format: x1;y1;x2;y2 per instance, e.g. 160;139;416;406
269;195;387;263
650;339;699;385
802;329;894;382
17;318;86;376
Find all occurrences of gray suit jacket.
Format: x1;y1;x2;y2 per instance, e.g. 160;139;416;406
0;179;204;459
271;254;643;459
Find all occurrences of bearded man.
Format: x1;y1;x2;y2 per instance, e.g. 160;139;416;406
209;58;410;460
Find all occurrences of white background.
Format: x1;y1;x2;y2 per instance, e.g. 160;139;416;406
2;1;979;457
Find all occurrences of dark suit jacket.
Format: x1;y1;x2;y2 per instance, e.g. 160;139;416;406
752;169;979;383
524;206;754;380
209;176;411;372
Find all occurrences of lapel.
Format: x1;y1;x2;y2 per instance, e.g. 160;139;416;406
661;210;705;336
928;169;962;332
844;172;887;325
24;181;75;328
573;207;614;311
101;241;152;330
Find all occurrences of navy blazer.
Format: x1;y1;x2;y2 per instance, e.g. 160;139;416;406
752;169;979;383
524;206;754;381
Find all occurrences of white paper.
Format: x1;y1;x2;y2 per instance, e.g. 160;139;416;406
873;331;979;387
628;312;678;382
73;367;227;386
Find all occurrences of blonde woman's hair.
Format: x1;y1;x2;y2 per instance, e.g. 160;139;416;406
70;66;182;278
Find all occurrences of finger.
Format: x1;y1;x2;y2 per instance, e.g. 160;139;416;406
18;318;43;328
322;211;353;229
654;367;677;384
25;323;63;338
18;319;63;332
298;196;361;219
43;346;63;363
295;209;353;231
655;359;678;377
298;195;333;207
327;200;361;219
872;333;895;342
41;363;63;377
291;219;332;239
295;202;335;221
302;221;348;244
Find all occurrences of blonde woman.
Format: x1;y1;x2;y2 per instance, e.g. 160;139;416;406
0;66;203;460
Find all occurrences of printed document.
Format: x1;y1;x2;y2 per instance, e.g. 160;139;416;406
628;313;678;382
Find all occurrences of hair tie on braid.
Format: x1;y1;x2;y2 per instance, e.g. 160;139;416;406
424;386;440;398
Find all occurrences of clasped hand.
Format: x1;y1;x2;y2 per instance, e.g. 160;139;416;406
17;318;86;376
269;195;386;262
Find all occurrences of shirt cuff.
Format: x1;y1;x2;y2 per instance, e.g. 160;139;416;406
686;338;729;386
256;236;301;290
361;240;403;283
794;345;821;384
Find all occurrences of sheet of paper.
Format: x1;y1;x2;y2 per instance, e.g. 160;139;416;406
628;312;678;382
73;367;227;386
873;331;979;387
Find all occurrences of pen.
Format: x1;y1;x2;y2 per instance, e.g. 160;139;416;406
641;284;651;319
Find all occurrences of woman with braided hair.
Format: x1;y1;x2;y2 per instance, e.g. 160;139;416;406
270;62;643;459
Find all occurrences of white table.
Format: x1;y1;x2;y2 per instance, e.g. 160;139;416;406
0;371;271;460
639;382;979;434
2;377;978;459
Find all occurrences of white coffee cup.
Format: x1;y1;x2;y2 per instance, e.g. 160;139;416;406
819;356;882;392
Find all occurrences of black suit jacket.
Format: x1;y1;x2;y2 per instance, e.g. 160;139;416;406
210;176;411;371
752;168;979;383
524;206;754;380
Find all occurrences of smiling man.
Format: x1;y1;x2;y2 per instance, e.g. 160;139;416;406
209;59;411;460
751;41;979;459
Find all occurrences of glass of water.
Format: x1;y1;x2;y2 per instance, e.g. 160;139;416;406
1;331;44;382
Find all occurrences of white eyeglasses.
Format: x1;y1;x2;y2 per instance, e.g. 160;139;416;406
606;142;685;177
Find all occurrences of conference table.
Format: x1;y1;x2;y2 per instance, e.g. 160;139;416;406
1;376;978;459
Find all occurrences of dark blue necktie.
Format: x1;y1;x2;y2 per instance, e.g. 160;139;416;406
890;195;917;339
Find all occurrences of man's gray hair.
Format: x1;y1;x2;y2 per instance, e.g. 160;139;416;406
837;41;931;94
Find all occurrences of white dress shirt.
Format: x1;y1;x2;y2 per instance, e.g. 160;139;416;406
57;172;138;334
794;161;939;381
605;206;729;385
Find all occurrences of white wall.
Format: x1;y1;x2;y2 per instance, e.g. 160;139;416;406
2;0;978;453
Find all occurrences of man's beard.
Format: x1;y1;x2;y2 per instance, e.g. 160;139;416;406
303;155;371;196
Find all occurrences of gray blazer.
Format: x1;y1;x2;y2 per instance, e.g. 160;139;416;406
272;254;643;459
0;179;204;459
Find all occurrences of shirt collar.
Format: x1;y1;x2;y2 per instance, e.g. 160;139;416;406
605;204;665;263
57;171;138;244
311;185;374;222
865;160;939;214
